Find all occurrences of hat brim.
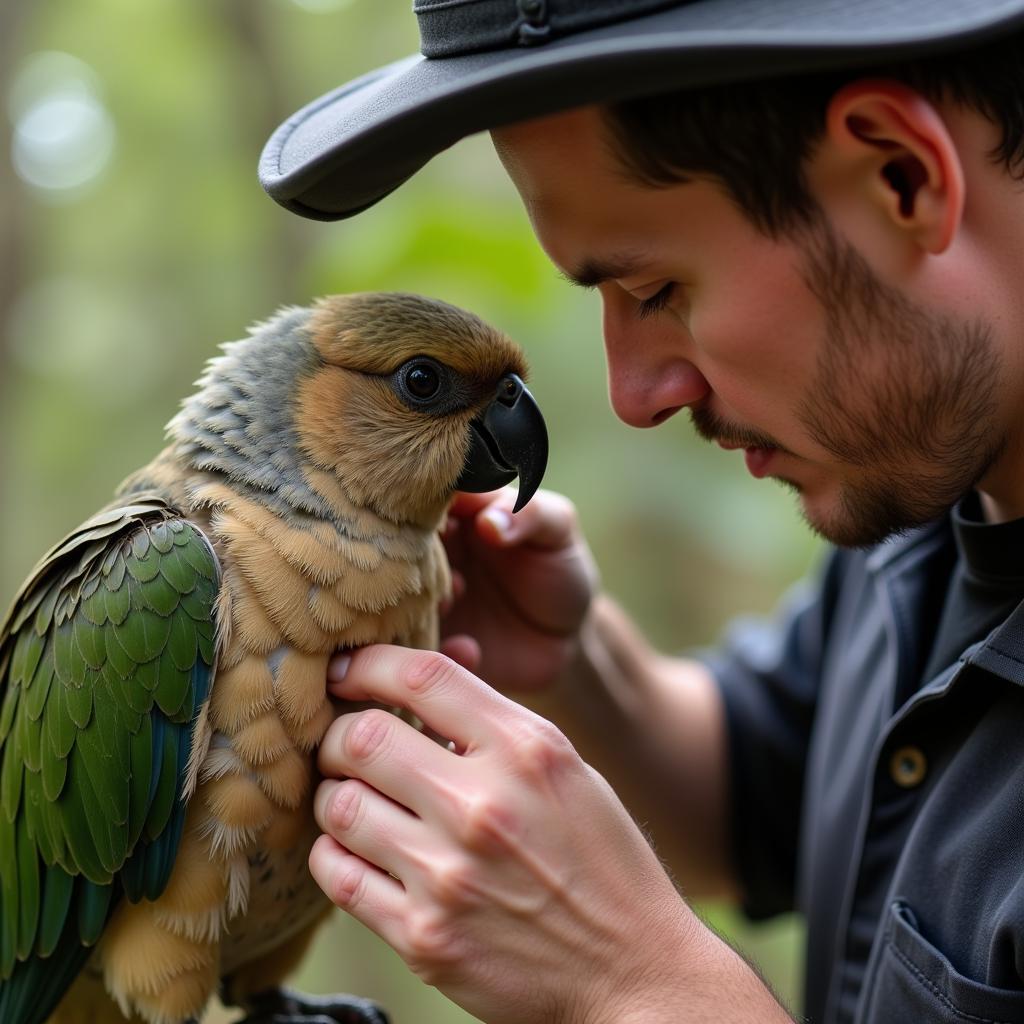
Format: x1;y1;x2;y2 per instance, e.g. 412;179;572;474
259;0;1024;221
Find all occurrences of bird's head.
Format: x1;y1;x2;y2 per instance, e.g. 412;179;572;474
295;292;548;526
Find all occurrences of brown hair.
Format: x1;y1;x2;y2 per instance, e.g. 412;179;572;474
602;30;1024;236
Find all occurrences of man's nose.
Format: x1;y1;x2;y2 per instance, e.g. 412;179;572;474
602;294;710;428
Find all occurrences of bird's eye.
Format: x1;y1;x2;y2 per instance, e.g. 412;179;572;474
392;356;458;412
403;361;441;400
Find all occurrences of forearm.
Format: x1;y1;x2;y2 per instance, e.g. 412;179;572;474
527;594;738;900
599;922;795;1024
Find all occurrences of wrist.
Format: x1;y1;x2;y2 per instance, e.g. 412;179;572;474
536;595;661;737
580;905;707;1024
580;909;793;1024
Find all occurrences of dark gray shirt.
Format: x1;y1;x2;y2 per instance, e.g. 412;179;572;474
707;500;1024;1023
922;493;1024;682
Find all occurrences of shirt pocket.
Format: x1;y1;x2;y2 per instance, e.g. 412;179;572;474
860;900;1024;1023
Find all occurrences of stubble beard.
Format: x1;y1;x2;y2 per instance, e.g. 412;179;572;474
796;218;1004;547
693;216;1005;549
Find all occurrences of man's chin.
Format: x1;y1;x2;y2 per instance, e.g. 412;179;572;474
798;483;930;549
802;510;905;549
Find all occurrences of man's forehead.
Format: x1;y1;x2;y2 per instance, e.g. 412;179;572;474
490;105;650;232
491;105;608;174
493;112;703;279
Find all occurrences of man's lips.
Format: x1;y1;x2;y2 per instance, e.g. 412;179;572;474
743;447;777;478
716;439;778;477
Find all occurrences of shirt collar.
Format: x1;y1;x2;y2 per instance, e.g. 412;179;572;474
864;516;951;575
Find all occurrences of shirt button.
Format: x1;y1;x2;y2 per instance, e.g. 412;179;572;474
889;745;927;788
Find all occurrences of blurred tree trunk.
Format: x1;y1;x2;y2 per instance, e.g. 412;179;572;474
0;1;31;354
214;0;310;303
0;1;33;585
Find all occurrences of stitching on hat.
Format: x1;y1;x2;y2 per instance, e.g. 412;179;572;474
412;0;490;11
517;0;549;44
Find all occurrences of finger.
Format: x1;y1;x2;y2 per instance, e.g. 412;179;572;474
438;634;481;672
448;487;511;518
315;779;438;881
317;700;481;817
328;650;357;688
475;489;577;550
327;644;520;751
308;834;408;947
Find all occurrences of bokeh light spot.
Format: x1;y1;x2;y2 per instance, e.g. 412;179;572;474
9;50;115;199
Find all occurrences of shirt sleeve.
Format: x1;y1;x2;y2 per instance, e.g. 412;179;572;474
699;548;847;920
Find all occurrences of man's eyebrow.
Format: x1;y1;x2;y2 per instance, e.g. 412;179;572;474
560;253;649;289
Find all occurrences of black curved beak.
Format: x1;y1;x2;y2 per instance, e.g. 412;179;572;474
455;374;548;512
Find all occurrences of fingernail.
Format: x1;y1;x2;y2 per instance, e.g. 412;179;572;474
327;653;351;684
482;508;512;537
314;778;341;826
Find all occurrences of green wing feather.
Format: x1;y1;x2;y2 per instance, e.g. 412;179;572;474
0;494;220;1024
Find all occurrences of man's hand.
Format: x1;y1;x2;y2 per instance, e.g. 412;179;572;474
311;647;793;1024
440;487;599;693
312;645;692;1024
440;486;739;901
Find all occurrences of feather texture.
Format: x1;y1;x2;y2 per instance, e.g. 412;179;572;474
0;293;539;1023
0;497;218;1024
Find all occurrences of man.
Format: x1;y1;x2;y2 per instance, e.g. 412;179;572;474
259;3;1024;1022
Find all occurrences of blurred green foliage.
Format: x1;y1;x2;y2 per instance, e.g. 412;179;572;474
1;2;821;1020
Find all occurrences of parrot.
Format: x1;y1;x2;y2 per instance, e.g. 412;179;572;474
0;292;548;1024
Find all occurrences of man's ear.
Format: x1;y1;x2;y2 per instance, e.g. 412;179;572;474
818;79;965;254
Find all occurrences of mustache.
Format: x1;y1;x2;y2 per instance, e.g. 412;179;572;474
689;403;784;452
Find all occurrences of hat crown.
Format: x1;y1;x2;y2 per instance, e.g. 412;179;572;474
414;0;686;57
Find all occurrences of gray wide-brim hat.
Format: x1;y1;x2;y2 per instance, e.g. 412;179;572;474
260;0;1024;222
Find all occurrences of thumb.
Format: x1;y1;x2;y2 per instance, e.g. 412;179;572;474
478;489;577;551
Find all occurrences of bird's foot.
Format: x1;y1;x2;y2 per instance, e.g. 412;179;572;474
236;986;390;1024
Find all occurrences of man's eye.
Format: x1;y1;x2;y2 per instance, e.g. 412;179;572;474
635;282;676;320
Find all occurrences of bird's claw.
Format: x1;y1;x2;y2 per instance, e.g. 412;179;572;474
236;987;390;1024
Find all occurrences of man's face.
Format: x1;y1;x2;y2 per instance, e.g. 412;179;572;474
492;106;1004;547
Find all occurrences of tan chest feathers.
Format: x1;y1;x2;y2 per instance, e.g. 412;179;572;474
195;505;448;859
218;816;329;977
201;488;451;654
